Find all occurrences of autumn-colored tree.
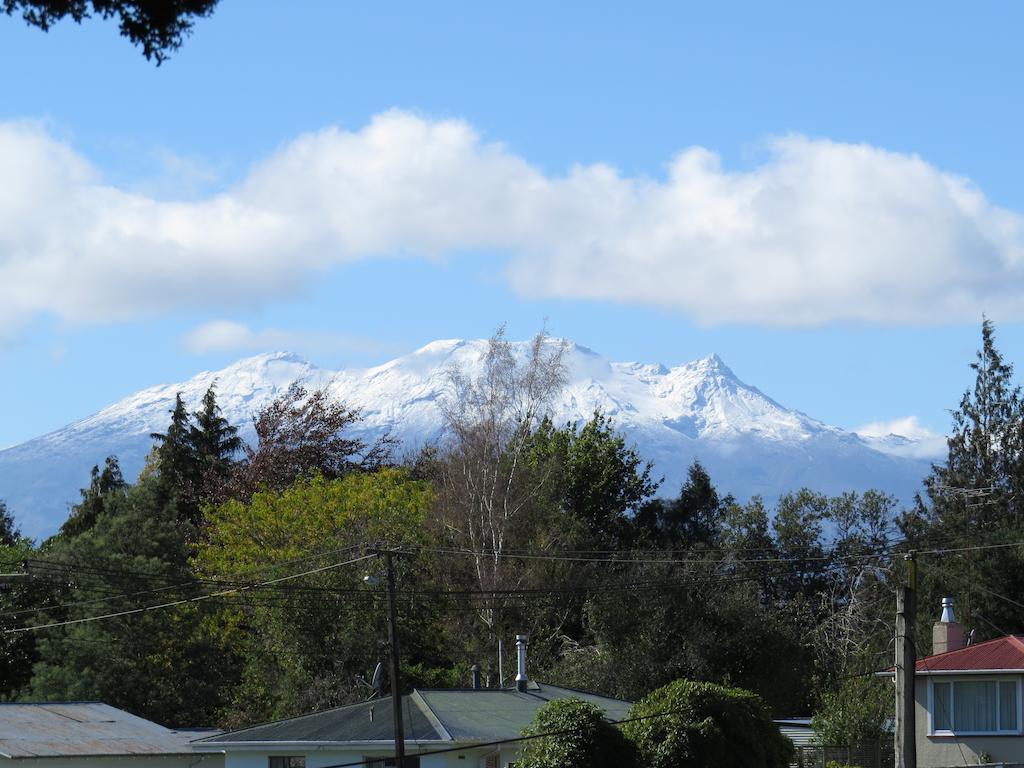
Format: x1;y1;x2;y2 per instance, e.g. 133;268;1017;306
223;383;392;503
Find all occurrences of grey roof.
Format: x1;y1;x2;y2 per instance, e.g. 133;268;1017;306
200;695;446;745
0;702;198;759
201;682;632;747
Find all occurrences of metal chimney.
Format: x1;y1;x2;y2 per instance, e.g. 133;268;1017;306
515;634;529;692
940;596;956;623
470;663;481;690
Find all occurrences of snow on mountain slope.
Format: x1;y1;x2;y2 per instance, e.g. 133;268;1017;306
0;340;933;539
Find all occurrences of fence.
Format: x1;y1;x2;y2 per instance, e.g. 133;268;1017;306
793;739;894;768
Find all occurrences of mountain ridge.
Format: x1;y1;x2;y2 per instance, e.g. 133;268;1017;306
0;339;933;539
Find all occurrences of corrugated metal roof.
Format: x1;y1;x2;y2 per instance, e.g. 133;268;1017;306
200;683;633;746
917;635;1024;672
0;702;197;758
774;719;817;747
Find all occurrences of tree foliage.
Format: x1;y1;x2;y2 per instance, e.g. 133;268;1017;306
223;383;391;503
60;455;126;537
194;469;434;721
29;476;237;726
812;674;891;746
530;411;659;546
148;385;241;523
622;679;793;768
2;0;219;63
519;698;635;768
906;318;1024;641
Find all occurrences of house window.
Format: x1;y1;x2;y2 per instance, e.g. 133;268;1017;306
931;679;1020;734
269;759;306;768
364;758;421;768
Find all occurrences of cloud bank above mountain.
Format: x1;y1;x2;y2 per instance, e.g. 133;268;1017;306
2;111;1022;335
181;320;394;357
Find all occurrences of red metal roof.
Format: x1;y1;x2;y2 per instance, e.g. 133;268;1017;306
917;635;1024;672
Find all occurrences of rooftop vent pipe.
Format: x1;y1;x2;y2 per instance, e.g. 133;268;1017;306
515;634;529;692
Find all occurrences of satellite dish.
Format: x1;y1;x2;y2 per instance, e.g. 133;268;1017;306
371;662;384;695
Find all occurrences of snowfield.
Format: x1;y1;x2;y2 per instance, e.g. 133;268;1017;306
0;339;932;539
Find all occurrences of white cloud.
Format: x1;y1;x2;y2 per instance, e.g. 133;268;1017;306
855;416;947;459
181;320;393;358
2;111;1024;334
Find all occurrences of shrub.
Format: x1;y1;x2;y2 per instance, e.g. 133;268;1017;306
622;679;793;768
519;698;636;768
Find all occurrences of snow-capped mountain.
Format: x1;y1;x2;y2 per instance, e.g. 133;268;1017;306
0;339;934;539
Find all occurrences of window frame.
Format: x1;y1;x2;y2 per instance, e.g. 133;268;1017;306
928;676;1023;736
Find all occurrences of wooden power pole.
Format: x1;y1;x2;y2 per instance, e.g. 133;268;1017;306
895;552;917;768
382;551;406;768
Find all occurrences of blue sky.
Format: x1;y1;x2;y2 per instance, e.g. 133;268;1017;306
2;1;1024;449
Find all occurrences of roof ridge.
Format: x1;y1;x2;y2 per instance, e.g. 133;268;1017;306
533;681;634;704
197;695;398;742
409;690;452;741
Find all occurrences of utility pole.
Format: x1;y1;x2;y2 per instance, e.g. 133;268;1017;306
895;552;917;768
377;550;406;768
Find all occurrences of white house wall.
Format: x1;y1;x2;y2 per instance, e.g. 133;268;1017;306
915;676;1024;766
214;748;518;768
5;756;223;768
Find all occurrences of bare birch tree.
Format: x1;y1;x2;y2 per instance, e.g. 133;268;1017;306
434;325;568;670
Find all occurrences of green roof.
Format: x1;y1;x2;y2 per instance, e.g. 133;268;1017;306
200;683;631;747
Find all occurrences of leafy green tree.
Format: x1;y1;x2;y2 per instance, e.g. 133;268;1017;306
2;0;220;63
770;489;830;603
557;563;813;713
519;698;636;768
195;469;435;721
0;504;47;699
529;411;659;545
812;674;891;746
622;679;793;768
29;475;237;726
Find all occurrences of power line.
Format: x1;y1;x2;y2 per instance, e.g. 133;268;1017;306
2;553;376;635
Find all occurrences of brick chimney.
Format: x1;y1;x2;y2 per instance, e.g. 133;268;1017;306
932;596;965;654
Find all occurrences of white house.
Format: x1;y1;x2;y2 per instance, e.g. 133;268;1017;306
192;683;632;768
193;636;631;768
913;598;1024;767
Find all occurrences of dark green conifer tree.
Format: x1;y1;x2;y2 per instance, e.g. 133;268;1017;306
634;460;730;548
150;393;200;508
906;318;1024;642
60;456;126;537
189;384;242;498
